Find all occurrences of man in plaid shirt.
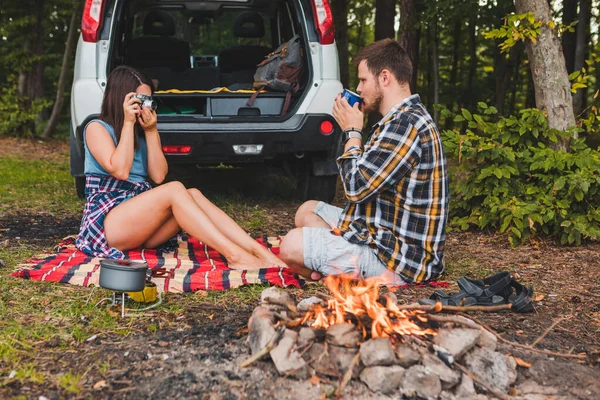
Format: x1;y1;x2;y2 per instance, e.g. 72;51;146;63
280;39;449;284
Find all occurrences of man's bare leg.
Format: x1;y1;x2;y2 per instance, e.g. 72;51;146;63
295;200;332;229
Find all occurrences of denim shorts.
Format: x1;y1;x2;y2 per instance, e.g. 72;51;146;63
302;202;405;286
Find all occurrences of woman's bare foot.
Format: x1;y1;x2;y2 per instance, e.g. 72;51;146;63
227;252;264;270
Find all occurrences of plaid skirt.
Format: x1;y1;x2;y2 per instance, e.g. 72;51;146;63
76;175;152;259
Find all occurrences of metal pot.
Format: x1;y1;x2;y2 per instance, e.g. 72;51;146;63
99;259;148;292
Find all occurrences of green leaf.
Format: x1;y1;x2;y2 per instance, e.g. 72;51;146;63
461;109;473;121
511;226;522;239
454;115;465;122
477;102;488;109
554;177;566;191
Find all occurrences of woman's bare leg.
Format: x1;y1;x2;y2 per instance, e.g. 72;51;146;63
103;181;264;269
138;188;287;268
186;188;287;269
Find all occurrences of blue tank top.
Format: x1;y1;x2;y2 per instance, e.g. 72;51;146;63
83;119;148;183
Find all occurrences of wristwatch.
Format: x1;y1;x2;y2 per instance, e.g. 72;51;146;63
343;128;363;144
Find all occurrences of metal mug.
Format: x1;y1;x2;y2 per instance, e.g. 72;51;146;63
341;89;363;107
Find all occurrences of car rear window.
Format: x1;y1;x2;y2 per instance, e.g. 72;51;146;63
131;8;272;56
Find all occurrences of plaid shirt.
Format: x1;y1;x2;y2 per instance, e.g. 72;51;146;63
336;94;449;283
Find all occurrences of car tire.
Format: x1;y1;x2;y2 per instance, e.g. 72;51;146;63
75;177;85;199
296;161;338;203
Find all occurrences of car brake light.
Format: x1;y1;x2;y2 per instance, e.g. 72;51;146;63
162;145;192;155
82;0;105;43
311;0;335;45
320;120;334;135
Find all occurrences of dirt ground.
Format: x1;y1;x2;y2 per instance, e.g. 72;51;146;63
1;138;600;399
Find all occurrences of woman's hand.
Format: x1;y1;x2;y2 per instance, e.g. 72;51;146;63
123;92;141;125
332;93;364;132
138;106;157;133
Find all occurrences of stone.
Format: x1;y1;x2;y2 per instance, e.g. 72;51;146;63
401;365;442;399
326;323;360;347
298;327;316;347
421;353;460;390
454;373;477;398
270;329;309;379
517;380;559;396
433;328;481;358
330;345;362;378
360;338;398;366
305;342;361;378
394;343;421;368
463;348;517;394
477;327;497;351
260;287;296;311
378;291;398;306
305;342;336;376
359;365;405;394
247;307;276;357
297;296;325;311
447;315;497;351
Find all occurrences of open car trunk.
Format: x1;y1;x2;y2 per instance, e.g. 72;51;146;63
108;0;310;118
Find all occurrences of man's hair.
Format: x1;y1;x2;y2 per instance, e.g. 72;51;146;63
353;39;413;85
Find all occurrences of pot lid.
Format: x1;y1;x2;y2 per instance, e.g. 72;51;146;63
100;259;148;271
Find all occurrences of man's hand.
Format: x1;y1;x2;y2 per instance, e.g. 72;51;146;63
332;93;364;132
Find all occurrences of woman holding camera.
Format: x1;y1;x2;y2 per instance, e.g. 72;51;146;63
76;65;286;270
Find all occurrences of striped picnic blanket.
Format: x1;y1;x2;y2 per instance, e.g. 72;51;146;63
11;235;302;292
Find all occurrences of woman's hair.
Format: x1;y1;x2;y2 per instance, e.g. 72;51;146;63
100;65;155;148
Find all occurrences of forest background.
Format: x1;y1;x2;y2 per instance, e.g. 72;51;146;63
1;0;599;245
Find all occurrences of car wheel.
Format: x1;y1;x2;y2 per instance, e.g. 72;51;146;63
296;161;338;203
75;177;85;199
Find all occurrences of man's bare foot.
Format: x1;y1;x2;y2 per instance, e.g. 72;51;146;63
310;271;323;281
255;247;289;269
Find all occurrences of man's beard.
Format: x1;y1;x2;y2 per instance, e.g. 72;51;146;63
364;86;383;114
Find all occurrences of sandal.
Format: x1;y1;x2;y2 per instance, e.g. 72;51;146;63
419;272;512;307
508;279;534;313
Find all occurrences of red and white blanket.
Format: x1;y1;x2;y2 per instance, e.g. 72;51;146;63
11;235;302;292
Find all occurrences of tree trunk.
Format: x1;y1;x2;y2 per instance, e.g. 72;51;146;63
17;0;45;103
43;4;79;138
432;16;440;123
331;0;350;88
399;0;419;92
17;0;46;132
449;21;461;90
561;0;578;73
508;44;523;115
496;44;520;115
514;0;577;149
375;0;396;40
572;0;591;115
465;12;477;109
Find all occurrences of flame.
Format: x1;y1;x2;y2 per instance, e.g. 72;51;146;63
299;274;436;339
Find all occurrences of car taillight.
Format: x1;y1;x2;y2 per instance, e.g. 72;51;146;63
82;0;105;43
162;145;192;155
311;0;335;45
320;120;334;135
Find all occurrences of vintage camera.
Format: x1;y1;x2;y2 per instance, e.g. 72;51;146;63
134;94;157;111
341;89;363;107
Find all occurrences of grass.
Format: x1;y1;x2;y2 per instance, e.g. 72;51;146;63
0;156;84;215
0;137;307;396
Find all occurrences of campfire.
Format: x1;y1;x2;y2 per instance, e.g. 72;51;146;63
297;275;437;339
244;275;522;398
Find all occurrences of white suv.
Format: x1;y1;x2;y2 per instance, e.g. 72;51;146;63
70;0;343;201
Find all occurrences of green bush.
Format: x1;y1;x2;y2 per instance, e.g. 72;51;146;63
441;103;600;246
0;75;51;137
